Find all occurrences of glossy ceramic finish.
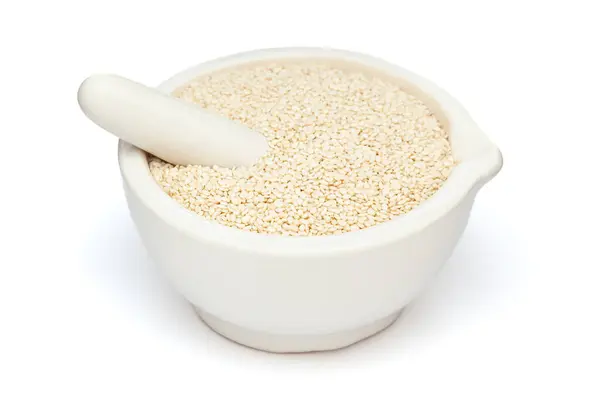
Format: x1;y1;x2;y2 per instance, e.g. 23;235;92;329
119;47;503;352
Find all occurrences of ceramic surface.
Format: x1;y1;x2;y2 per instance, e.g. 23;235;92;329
118;47;503;352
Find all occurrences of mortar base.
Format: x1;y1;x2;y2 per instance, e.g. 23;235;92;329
194;308;401;353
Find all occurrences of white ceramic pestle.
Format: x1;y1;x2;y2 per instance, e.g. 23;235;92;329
77;74;268;167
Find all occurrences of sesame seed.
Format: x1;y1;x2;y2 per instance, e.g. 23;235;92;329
149;61;456;236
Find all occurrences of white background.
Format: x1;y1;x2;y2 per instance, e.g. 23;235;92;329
1;1;599;399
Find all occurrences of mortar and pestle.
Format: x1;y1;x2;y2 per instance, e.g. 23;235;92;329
78;47;502;352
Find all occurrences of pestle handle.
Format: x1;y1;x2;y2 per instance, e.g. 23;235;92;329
77;74;268;167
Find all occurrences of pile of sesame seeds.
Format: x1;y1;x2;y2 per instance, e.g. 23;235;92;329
149;61;455;236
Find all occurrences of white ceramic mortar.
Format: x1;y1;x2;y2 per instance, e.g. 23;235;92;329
118;47;503;352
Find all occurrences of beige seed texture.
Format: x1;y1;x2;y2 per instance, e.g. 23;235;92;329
149;61;456;236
